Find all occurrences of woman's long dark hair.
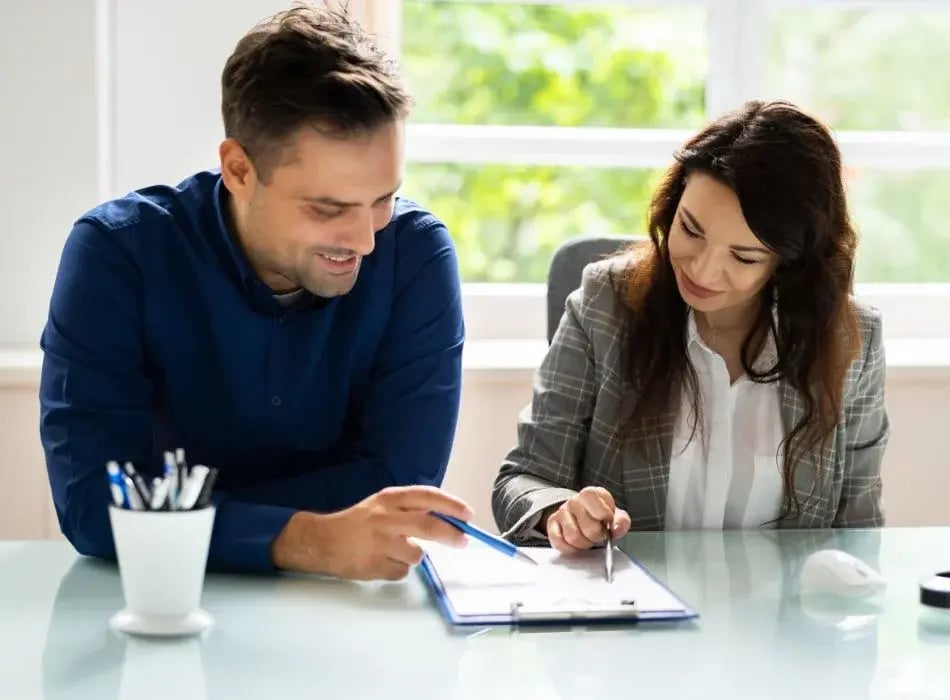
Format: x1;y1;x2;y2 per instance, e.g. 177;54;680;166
620;99;861;521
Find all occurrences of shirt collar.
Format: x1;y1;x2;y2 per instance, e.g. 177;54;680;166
212;174;321;315
212;175;259;291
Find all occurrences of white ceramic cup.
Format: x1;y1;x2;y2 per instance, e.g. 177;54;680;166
109;505;216;636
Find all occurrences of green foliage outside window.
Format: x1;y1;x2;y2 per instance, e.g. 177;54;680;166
402;2;950;282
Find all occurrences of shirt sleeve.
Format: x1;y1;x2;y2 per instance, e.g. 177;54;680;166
39;220;295;573
223;219;465;513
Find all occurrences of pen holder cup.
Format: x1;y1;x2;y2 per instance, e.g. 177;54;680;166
108;505;216;637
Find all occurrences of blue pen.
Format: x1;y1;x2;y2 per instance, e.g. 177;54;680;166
106;461;129;508
431;512;538;566
163;451;178;510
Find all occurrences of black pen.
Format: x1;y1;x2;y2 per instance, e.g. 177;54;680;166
195;468;218;508
175;448;188;498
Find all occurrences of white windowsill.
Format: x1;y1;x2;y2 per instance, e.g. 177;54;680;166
3;338;949;387
460;282;950;342
461;338;950;380
407;124;950;170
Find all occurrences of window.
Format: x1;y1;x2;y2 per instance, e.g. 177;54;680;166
404;163;663;282
403;1;707;129
768;7;950;131
379;0;950;338
847;169;950;283
767;4;950;284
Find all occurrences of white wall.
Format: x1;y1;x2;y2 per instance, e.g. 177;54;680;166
0;0;388;348
112;0;292;196
0;1;101;347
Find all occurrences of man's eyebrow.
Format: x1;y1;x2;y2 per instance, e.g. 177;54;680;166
300;184;401;209
301;196;356;208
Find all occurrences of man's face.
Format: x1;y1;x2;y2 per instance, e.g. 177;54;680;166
226;121;404;296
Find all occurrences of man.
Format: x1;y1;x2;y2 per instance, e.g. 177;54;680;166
39;5;472;579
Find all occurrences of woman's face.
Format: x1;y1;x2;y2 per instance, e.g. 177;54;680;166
668;173;780;316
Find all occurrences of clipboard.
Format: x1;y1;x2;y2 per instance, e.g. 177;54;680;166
418;541;698;626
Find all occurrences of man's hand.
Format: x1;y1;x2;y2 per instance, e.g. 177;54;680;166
270;485;474;580
545;487;631;554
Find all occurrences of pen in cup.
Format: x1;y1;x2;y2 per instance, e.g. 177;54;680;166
122;461;151;506
175;447;188;494
106;461;129;508
194;468;218;509
123;475;145;510
163;451;179;510
178;466;209;510
106;448;215;512
150;477;170;510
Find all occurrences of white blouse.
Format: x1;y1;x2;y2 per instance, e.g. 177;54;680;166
665;311;785;530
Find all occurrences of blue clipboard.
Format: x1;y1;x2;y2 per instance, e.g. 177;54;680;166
418;547;699;626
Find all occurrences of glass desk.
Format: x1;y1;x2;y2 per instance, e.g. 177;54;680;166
2;528;949;699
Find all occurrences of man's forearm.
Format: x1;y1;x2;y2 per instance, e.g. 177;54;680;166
269;510;335;573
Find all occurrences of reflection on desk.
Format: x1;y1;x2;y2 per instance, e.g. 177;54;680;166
0;528;945;700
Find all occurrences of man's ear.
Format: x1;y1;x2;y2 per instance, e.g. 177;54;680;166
219;138;257;202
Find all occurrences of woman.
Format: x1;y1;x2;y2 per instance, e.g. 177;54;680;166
492;99;889;553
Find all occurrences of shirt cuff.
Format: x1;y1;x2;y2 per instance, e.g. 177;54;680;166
207;496;297;573
520;509;550;541
501;488;576;545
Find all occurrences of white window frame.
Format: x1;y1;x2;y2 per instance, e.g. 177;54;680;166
363;0;950;341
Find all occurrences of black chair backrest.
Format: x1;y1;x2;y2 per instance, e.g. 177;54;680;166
545;235;643;344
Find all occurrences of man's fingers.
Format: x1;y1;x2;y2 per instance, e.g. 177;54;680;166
557;508;596;550
379;558;412;582
381;485;474;520
392;512;467;547
386;537;426;567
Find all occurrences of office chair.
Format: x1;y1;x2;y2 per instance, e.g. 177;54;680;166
545;235;643;344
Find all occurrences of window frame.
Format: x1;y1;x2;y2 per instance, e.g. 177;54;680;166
367;0;950;341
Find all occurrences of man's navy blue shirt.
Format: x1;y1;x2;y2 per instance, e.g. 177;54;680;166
39;170;464;572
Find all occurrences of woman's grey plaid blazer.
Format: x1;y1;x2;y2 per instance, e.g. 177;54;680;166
493;256;889;542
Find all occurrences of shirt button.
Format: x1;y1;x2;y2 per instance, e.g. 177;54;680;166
271;395;282;407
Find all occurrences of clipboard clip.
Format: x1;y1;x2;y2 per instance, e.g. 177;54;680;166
509;598;639;622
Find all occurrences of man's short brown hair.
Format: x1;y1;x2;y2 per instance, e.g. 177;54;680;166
221;3;411;181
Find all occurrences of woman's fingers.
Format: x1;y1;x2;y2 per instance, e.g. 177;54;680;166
611;508;632;538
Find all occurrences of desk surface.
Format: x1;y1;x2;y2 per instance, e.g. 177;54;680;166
3;529;950;699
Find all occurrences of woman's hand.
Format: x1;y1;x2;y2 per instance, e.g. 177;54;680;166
544;486;631;554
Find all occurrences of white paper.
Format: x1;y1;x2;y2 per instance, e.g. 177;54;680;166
421;540;688;618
